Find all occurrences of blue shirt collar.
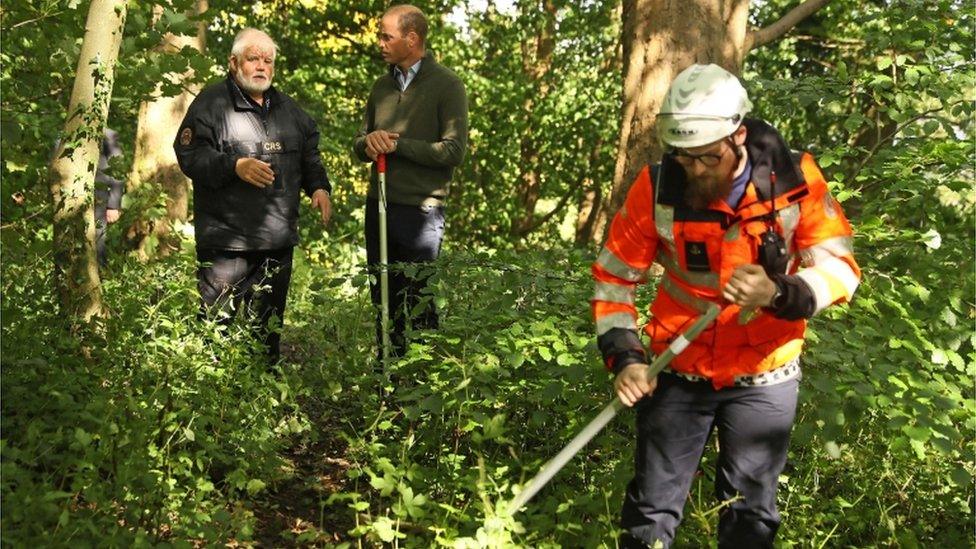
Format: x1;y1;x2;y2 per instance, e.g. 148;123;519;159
725;158;752;210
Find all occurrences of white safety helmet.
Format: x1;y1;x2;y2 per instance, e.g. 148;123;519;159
657;63;753;148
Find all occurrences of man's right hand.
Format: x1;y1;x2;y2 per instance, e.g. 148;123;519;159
235;157;275;188
364;130;400;160
614;362;657;407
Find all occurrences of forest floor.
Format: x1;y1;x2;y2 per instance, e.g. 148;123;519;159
252;340;359;546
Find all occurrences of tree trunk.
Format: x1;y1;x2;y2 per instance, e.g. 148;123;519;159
510;0;556;239
595;0;750;243
592;0;828;244
127;0;208;260
575;180;603;247
49;0;128;324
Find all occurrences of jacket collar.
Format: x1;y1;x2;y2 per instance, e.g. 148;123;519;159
742;118;805;200
225;75;277;113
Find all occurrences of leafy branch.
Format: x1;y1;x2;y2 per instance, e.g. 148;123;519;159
848;101;964;188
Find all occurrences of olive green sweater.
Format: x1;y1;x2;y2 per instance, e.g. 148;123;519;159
353;52;468;206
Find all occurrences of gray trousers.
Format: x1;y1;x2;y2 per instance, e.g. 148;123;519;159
620;371;800;548
94;202;108;266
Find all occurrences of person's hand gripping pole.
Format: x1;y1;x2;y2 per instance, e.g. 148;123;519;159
504;303;721;517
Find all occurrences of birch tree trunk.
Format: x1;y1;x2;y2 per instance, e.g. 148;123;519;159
49;0;127;324
127;0;208;259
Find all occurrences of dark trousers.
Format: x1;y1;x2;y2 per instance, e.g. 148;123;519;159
94;202;108;267
196;247;294;363
365;198;445;358
620;372;800;549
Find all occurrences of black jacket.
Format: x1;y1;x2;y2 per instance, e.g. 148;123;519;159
174;77;331;251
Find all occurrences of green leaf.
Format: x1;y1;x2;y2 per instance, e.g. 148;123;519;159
902;425;931;443
824;441;842;459
74;428;92;447
372;517;403;542
245;478;266;495
949;466;972;488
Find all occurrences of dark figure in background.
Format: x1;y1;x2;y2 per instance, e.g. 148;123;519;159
353;4;468;359
174;28;333;363
94;128;125;266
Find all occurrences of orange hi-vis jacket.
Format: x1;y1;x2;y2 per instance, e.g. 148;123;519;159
592;119;861;389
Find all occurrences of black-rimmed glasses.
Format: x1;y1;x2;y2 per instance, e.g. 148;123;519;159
667;147;727;167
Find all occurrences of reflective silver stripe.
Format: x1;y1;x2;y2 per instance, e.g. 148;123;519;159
778;204;801;253
796;267;835;314
663;356;801;387
657;251;720;289
596;247;647;282
593;280;635;304
660;276;712;314
820;256;860;300
798;236;855;267
654;204;676;253
596;311;637;335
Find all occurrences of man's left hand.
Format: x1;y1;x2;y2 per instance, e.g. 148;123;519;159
311;189;332;225
106;209;121;224
723;264;777;308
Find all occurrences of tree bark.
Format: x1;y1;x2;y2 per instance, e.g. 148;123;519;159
127;0;208;259
594;0;828;245
49;0;128;324
510;0;556;239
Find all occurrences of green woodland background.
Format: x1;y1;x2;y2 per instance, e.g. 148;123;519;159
2;0;975;546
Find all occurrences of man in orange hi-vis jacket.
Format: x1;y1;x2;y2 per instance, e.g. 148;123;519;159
592;64;860;548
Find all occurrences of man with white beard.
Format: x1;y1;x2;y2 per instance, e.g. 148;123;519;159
175;28;332;363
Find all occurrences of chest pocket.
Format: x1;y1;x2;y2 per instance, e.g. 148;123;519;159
265;136;303;192
225;137;302;192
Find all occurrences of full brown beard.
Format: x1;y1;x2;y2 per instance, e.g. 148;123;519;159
684;171;734;211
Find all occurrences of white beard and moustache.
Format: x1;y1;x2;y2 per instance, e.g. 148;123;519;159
234;70;271;96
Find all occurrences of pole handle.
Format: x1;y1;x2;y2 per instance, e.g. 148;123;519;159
377;153;386;174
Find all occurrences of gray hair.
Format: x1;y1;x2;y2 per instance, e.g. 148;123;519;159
230;28;277;59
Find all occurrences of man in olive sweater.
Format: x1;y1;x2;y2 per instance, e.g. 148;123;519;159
353;4;468;359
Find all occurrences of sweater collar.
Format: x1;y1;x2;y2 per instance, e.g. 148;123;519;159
388;51;437;83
